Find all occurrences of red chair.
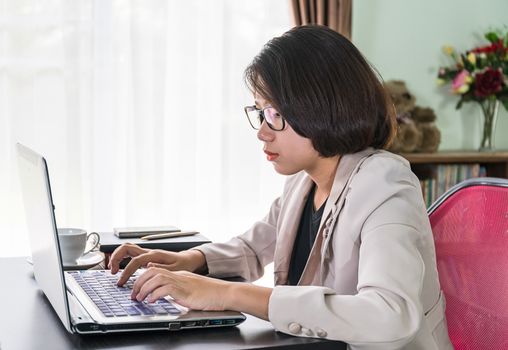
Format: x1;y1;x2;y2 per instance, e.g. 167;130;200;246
428;177;508;350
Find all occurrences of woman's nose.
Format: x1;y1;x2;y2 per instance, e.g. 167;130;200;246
257;121;275;142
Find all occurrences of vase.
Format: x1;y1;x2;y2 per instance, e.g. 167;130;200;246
479;99;500;151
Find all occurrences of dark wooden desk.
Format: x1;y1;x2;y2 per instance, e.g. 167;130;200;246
0;257;346;350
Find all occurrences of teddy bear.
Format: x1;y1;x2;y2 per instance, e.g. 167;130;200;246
384;80;441;153
412;106;441;153
384;80;421;153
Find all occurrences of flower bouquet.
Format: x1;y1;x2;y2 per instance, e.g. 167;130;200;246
437;30;508;150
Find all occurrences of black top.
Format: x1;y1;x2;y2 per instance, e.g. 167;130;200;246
288;185;326;286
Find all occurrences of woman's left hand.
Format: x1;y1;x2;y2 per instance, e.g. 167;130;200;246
131;266;231;311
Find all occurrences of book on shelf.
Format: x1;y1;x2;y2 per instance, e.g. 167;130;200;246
419;163;486;207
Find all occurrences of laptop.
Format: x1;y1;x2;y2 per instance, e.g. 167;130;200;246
16;143;246;334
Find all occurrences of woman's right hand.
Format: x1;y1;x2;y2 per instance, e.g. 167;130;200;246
108;243;207;286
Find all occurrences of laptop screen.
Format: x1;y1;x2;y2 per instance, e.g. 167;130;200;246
17;143;73;333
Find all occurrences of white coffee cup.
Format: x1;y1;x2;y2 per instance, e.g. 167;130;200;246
57;228;100;265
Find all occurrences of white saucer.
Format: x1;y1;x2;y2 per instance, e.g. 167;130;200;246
63;251;104;270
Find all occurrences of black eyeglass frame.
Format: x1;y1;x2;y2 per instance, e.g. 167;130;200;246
244;105;286;131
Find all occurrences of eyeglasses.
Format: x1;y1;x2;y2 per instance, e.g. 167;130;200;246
244;105;286;131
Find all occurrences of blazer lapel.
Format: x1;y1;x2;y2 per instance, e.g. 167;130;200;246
299;148;378;285
319;149;375;231
273;174;313;286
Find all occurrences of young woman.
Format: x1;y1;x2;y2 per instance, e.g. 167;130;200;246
109;25;453;349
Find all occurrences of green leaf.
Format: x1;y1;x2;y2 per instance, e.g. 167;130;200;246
462;94;473;102
505;32;508;48
456;99;463;110
485;32;499;43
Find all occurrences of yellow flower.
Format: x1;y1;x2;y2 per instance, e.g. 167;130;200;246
442;46;454;56
467;52;476;65
436;78;446;86
455;84;470;94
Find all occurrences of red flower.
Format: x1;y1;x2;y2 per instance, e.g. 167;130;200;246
474;68;503;98
471;39;505;54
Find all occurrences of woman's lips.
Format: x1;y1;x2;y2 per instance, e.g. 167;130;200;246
264;150;279;161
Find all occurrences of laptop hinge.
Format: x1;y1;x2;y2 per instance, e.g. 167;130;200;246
67;289;96;326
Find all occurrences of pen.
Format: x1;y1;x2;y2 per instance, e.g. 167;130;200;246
140;230;200;241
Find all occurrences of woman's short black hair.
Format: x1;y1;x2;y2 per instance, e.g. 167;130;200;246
244;25;396;157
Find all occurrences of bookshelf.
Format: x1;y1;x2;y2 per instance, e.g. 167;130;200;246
399;151;508;206
401;151;508;179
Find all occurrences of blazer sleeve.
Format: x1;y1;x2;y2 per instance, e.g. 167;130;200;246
192;196;280;282
268;157;428;349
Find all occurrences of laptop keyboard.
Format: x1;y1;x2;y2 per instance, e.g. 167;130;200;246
68;270;182;318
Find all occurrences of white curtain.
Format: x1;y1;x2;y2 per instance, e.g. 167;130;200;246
0;0;290;258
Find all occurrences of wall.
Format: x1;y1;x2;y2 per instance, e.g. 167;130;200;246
352;0;508;150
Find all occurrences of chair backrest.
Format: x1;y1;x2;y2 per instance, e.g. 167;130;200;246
428;177;508;350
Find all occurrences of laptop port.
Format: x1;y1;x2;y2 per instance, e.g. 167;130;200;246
181;321;197;328
168;322;181;330
209;319;223;326
224;319;236;325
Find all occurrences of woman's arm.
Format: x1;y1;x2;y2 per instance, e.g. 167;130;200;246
131;266;272;320
109;244;208;285
268;225;425;347
193;196;282;281
224;282;272;320
110;194;281;284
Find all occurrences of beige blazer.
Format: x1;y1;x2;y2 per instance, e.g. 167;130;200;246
196;149;453;349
